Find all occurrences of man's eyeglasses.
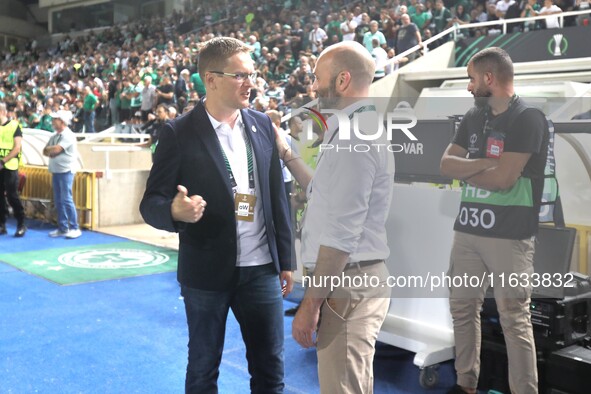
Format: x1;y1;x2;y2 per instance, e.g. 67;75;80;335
210;71;258;83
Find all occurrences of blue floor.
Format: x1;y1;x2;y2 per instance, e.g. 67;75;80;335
0;219;457;393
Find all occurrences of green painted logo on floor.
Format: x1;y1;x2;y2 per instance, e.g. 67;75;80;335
0;241;178;285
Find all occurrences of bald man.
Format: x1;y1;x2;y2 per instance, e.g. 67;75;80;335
279;41;394;393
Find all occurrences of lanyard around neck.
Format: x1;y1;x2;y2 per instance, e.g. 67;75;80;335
311;104;377;194
218;129;255;192
316;104;377;166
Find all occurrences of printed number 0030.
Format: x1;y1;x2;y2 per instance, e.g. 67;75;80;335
459;207;496;229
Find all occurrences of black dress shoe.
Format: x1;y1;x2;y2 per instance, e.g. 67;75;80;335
15;225;26;237
0;225;6;235
284;304;300;316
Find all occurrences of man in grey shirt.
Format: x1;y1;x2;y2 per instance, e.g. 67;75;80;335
140;75;158;121
43;110;82;239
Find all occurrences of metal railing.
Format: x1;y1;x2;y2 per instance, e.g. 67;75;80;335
392;9;591;66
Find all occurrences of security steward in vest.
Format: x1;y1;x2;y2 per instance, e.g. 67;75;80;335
0;102;26;237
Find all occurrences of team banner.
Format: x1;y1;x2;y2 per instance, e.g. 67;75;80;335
455;25;591;67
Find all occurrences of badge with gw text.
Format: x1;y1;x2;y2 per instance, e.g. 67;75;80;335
235;193;256;222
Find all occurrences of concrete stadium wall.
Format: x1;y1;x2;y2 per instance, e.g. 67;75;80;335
96;169;149;227
77;143;152;171
0;15;49;39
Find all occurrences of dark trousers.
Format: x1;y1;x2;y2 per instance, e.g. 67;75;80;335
120;108;131;122
181;263;285;394
0;168;25;225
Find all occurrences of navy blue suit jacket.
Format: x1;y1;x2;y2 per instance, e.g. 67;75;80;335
140;99;295;290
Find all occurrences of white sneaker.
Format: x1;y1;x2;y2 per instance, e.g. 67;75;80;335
65;229;82;239
49;229;68;237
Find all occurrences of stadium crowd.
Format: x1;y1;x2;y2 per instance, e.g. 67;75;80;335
0;0;588;133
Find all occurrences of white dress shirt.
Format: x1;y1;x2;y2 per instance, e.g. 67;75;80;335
300;100;395;269
206;108;272;267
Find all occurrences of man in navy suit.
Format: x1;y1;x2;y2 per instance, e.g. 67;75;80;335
140;37;295;394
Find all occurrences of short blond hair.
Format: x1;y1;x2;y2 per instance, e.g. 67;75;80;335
198;37;252;79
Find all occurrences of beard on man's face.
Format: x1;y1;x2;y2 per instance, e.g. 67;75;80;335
317;77;340;109
473;87;492;108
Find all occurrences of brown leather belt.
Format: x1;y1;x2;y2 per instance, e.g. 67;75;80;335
346;259;383;269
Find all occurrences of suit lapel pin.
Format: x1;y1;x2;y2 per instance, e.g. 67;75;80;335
251;125;257;132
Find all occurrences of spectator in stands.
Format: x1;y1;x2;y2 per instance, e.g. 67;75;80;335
107;74;120;126
486;3;501;35
168;106;178;119
265;79;284;103
140;75;157;121
71;99;84;133
413;4;432;35
268;96;285;115
432;0;453;36
253;96;269;112
38;106;54;132
496;0;517;19
247;35;262;61
279;51;296;75
383;13;399;48
130;75;143;120
175;69;190;113
119;78;134;123
189;69;206;99
156;74;175;107
522;0;543;30
355;13;371;44
82;86;97;133
325;13;343;43
396;14;422;62
140;103;168;160
284;74;306;107
43;110;81;239
505;0;527;32
340;12;358;41
289;20;305;55
308;20;328;55
371;38;388;82
449;4;472;28
363;20;387;52
574;0;591;26
384;47;408;74
537;0;563;28
556;0;577;26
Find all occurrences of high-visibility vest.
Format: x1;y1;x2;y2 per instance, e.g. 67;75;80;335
0;120;21;170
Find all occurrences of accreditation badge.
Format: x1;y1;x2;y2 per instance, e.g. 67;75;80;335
235;193;256;222
486;131;505;158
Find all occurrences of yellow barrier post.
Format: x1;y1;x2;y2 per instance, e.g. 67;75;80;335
569;224;591;275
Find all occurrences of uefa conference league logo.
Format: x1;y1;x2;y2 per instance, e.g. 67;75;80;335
548;34;568;57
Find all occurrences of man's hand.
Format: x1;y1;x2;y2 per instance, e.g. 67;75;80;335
171;185;207;223
292;298;320;348
280;271;293;297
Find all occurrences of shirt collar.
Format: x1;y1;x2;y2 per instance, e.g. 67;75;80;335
205;102;244;132
325;98;375;135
